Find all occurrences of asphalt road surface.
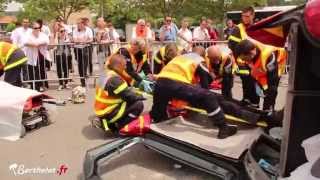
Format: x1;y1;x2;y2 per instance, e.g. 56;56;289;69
0;76;287;180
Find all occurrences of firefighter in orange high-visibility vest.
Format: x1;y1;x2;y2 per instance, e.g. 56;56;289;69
236;39;287;115
113;38;153;93
94;54;146;133
0;41;27;87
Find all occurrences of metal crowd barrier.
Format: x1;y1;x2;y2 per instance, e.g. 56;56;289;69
18;40;288;91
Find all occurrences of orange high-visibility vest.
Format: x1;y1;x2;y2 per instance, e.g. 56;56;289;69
0;42;27;71
117;47;147;73
157;53;205;84
94;71;127;123
249;42;287;90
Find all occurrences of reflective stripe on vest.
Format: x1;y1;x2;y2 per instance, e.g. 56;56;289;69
157;53;204;84
154;46;165;65
94;71;126;117
0;42;18;69
238;23;248;40
250;43;287;90
227;23;248;43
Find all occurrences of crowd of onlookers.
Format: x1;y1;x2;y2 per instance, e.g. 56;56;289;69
8;15;236;92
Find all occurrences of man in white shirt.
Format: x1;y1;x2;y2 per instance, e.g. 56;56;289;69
11;18;32;48
23;22;50;92
193;18;210;41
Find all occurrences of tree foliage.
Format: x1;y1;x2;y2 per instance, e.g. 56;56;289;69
16;0;89;21
13;0;306;27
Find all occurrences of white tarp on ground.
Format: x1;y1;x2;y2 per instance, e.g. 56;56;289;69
151;114;263;160
0;82;41;141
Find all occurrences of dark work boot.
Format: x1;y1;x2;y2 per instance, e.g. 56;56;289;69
218;124;238;139
264;109;284;128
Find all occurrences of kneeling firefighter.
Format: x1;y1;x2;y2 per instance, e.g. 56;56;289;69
113;38;153;93
94;54;149;134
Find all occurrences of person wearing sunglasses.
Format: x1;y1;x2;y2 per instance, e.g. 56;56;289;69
159;16;178;42
54;28;71;91
23;22;51;92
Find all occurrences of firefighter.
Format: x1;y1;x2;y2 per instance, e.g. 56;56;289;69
94;54;146;133
150;49;238;139
0;41;27;87
114;38;153;93
153;43;179;74
206;46;236;99
228;6;260;108
236;39;287;114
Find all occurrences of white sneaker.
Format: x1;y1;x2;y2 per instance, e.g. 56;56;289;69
58;85;63;91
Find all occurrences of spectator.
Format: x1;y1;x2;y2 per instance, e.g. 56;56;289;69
36;19;51;38
36;19;52;72
224;19;235;40
132;19;153;40
23;22;51;92
207;18;219;41
82;17;94;76
56;16;72;35
11;18;32;48
95;17;111;71
146;22;155;40
159;16;178;42
177;18;192;52
193;18;210;41
53;17;73;73
106;21;120;52
54;27;71;91
106;21;120;43
72;18;93;87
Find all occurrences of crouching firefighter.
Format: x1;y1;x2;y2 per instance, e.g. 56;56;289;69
113;38;153;93
236;39;287;115
153;43;180;74
0;41;28;87
150;51;238;139
94;54;149;135
206;45;237;99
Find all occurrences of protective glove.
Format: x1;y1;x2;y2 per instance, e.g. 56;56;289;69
138;71;147;80
139;80;154;94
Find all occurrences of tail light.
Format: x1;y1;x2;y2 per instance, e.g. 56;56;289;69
23;97;33;112
304;0;320;40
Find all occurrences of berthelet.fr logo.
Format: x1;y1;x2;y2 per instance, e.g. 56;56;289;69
9;163;68;176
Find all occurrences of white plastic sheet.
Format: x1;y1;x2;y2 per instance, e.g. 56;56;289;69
0;82;41;141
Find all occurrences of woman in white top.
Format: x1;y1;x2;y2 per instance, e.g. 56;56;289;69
95;17;111;72
23;22;51;92
177;18;193;52
72;18;93;87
